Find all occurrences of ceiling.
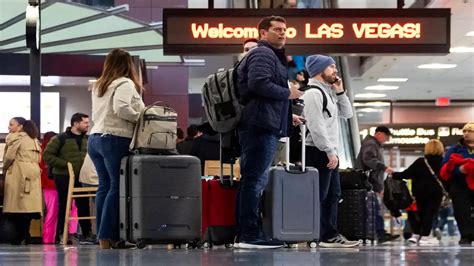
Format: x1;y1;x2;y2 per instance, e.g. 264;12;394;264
342;0;474;101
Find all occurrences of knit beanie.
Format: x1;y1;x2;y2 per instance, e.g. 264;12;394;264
463;122;474;131
305;55;336;78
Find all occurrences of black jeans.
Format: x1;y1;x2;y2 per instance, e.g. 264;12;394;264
409;194;442;236
55;175;92;237
450;182;474;240
306;146;341;241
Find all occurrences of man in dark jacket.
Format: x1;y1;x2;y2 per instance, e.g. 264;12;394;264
355;126;397;243
441;122;474;245
43;113;94;244
235;16;304;249
177;125;201;155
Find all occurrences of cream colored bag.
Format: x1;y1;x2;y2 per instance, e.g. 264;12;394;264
79;154;98;185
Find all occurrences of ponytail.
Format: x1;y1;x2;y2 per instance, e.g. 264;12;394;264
23;120;39;139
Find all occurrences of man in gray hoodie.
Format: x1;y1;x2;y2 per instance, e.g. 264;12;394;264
302;55;358;248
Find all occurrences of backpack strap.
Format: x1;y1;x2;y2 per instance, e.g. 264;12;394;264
304;85;332;118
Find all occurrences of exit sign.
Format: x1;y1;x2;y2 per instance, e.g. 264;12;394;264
436;97;450;106
163;8;450;55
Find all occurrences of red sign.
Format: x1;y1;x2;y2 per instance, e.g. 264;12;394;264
163;9;450;55
436;97;451;106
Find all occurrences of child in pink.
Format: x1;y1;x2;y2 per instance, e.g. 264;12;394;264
41;132;78;244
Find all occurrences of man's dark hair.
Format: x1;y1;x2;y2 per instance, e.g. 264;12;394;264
243;38;259;45
375;126;392;136
257;16;287;37
187;125;199;138
70;113;89;127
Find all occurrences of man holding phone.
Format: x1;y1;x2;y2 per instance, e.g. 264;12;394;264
302;55;357;248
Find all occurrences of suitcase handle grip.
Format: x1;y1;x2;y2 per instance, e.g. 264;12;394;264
285;124;307;173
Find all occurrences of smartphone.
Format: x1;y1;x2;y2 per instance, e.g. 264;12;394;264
331;76;341;84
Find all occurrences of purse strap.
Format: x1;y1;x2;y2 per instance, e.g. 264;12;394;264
424;158;449;196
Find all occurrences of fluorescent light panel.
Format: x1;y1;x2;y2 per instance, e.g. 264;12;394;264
355;93;387;98
364;85;399;91
377;78;407;82
466;31;474;37
354;101;390;107
450;47;474;53
417;63;457;69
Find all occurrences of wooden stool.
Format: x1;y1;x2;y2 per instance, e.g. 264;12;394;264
204;160;240;180
63;162;97;245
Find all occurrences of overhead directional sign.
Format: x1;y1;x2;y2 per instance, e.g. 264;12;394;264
163;8;450;55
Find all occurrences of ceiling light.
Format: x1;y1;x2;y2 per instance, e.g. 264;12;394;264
355;93;387;98
377;78;408;82
353;101;390;107
466;31;474;37
450;46;474;53
88;79;97;83
42;83;55;87
357;108;383;113
364;85;399;91
417;63;457;69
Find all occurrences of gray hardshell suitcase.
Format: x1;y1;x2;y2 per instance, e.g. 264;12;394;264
119;154;201;249
263;124;320;246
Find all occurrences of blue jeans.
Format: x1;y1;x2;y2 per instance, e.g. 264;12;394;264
374;195;386;238
236;126;279;242
436;205;456;236
306;146;341;241
88;134;131;241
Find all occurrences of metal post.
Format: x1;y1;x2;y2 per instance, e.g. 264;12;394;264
27;0;41;132
208;0;214;8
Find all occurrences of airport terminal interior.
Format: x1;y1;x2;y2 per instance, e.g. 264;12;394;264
0;0;473;265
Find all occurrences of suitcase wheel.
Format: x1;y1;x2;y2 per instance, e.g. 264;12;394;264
287;243;298;248
136;239;147;249
202;241;211;249
174;243;182;249
308;242;318;248
225;243;234;248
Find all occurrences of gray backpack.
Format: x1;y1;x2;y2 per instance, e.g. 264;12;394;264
130;102;178;154
201;55;250;133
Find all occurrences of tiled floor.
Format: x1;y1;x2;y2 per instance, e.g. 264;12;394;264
0;239;473;266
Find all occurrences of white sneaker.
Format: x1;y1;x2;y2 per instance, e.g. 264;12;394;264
418;236;440;246
408;234;419;244
319;235;361;248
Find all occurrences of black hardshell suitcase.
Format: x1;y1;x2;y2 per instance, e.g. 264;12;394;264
263;124;320;247
119;154;201;249
337;189;376;244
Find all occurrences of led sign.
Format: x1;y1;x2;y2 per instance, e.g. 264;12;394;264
163;9;450;55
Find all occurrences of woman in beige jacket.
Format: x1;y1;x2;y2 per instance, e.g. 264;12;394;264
3;117;42;245
88;49;145;249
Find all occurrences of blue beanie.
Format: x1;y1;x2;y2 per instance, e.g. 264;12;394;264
305;55;336;78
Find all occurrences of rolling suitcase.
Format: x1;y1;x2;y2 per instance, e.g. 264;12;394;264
119;154;202;249
337;189;376;244
201;134;239;248
262;124;320;246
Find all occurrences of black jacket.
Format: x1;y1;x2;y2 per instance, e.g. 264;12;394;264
237;40;292;137
393;155;444;199
355;135;387;193
190;134;220;175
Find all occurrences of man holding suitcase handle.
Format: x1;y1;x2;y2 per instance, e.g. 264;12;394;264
302;55;360;248
235;16;304;249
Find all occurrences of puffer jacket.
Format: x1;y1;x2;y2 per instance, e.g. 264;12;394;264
43;127;88;178
237;40;292;137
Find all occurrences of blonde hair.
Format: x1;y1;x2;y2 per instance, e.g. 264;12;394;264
424;139;444;156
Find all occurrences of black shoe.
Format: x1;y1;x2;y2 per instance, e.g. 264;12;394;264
459;238;472;246
80;235;98;245
110;240;136;249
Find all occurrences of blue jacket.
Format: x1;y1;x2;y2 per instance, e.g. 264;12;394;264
442;138;474;185
237;40;291;137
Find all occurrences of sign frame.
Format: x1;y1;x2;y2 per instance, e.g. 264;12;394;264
163;8;450;55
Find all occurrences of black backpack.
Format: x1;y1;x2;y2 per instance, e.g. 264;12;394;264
294;85;332;118
383;175;414;217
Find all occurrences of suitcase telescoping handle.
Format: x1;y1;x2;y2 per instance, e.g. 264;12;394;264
219;133;235;187
285;123;307;173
